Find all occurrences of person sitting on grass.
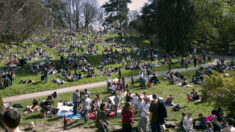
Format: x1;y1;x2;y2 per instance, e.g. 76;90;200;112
205;122;214;132
211;116;222;132
183;113;195;132
150;73;160;85
24;99;40;114
193;113;206;130
187;89;200;102
2;109;22;132
223;118;235;132
165;95;174;106
181;79;188;87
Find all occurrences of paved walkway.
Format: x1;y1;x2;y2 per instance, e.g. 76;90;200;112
2;56;233;103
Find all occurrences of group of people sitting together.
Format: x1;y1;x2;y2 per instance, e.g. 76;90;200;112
0;70;14;88
180;108;235;132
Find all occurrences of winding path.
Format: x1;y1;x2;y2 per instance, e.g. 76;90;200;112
2;55;233;103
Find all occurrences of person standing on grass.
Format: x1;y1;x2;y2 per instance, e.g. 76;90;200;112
118;67;122;78
106;74;112;92
131;75;135;87
183;113;195;132
138;98;150;132
121;102;134;132
149;94;167;132
168;57;172;72
114;93;121;117
193;56;198;67
43;69;48;83
96;104;109;132
72;89;80;115
83;94;91;123
63;114;70;130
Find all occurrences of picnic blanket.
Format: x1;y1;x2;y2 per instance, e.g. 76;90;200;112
57;102;84;120
57;102;96;120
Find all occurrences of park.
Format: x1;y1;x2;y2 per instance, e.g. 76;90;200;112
0;0;235;132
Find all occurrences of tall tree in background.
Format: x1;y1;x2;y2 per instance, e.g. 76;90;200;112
102;0;131;32
82;0;98;32
44;0;67;28
71;0;81;30
0;0;47;46
193;0;235;53
155;0;196;54
135;0;196;54
65;0;81;30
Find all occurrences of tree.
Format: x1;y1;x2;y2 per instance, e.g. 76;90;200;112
97;9;105;31
102;0;131;32
82;0;98;32
155;0;196;54
193;0;235;53
65;0;81;30
0;0;47;47
128;10;139;23
134;0;196;54
202;72;235;118
44;0;68;28
71;0;81;30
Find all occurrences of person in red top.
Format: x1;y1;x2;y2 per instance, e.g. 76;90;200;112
63;115;70;130
121;102;134;132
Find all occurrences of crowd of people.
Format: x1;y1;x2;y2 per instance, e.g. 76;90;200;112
1;30;235;132
0;29;217;90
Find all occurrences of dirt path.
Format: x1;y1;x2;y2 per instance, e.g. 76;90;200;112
3;56;233;103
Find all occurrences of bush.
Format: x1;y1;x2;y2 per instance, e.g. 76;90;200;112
202;72;235;118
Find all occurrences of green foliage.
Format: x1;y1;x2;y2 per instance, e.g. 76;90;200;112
102;0;131;31
193;0;235;52
0;0;47;46
135;0;196;54
131;0;235;54
202;72;235;118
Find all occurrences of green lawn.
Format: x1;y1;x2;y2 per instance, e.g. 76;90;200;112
7;69;218;131
0;58;213;97
0;32;213;98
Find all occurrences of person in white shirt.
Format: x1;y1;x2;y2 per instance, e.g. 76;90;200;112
137;97;144;114
138;98;150;132
183;113;195;132
133;93;139;110
106;75;112;92
83;94;91;123
223;118;235;132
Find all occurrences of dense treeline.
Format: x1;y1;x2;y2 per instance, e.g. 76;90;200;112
129;0;235;55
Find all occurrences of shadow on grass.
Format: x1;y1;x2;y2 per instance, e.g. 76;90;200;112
66;121;85;130
24;114;39;120
32;81;43;85
47;116;61;122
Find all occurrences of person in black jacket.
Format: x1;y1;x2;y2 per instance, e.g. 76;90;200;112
149;94;167;132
